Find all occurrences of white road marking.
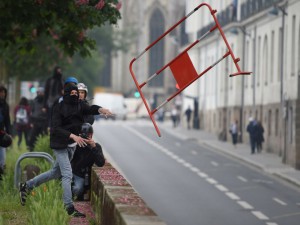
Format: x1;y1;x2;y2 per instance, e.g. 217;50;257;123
237;201;253;210
226;192;240;200
211;161;219;167
190;167;200;173
237;176;248;182
197;172;208;178
215;184;228;192
123;125;273;224
273;197;287;206
251;211;269;220
175;142;181;147
206;178;218;184
191;150;197;155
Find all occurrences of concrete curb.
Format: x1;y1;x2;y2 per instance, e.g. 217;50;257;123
90;163;167;225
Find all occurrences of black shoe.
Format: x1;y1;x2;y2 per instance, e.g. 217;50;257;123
67;205;86;218
19;182;30;206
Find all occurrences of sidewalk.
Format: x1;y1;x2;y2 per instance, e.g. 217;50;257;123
159;120;300;188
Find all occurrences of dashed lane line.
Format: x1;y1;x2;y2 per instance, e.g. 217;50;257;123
237;176;248;182
251;211;269;220
123;125;276;225
273;198;287;206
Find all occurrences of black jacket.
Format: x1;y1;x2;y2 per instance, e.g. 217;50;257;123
0;101;11;134
71;143;105;178
50;100;101;149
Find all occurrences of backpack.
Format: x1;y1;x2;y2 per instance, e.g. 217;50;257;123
16;106;28;125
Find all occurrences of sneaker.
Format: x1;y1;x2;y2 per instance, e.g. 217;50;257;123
66;205;86;218
19;182;29;206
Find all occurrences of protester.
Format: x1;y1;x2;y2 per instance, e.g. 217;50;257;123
246;117;256;154
0;85;12;179
28;87;48;151
43;66;64;111
229;120;239;148
185;106;192;129
77;83;94;125
14;97;31;149
255;120;264;153
71;123;105;200
19;83;113;218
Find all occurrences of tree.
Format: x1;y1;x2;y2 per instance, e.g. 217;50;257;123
0;0;121;57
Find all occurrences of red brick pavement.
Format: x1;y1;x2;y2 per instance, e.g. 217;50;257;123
69;201;96;225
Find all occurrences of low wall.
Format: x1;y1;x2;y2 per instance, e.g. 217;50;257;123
91;162;167;225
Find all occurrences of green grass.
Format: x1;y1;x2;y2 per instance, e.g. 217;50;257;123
0;135;70;225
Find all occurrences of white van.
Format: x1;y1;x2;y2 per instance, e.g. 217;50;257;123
93;93;127;120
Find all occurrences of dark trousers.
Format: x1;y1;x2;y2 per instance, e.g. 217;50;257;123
17;130;29;148
28;123;47;151
250;136;256;154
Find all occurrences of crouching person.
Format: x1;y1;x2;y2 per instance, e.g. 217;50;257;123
71;123;105;200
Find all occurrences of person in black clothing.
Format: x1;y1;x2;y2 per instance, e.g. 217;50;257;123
71;123;105;200
0;85;12;179
77;83;94;125
19;83;113;218
246;117;256;154
43;66;64;111
185;106;192;129
28;87;48;151
255;120;264;153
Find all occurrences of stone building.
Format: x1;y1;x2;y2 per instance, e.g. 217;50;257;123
183;0;300;169
110;0;187;108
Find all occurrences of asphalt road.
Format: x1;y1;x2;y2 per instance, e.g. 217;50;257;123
93;120;300;225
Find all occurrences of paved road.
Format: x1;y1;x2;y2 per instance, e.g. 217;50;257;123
93;120;300;225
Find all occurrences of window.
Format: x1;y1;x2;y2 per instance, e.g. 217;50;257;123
275;109;279;136
278;28;282;82
257;36;261;86
149;9;165;87
271;31;274;82
289;107;293;143
291;15;296;76
263;36;268;85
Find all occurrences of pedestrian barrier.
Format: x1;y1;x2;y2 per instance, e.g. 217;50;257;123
129;2;251;137
14;152;54;188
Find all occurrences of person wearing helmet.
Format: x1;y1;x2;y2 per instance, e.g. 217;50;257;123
64;77;78;87
78;83;94;125
71;123;105;200
19;83;113;218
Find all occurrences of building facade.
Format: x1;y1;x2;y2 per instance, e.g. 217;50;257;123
110;0;187;108
183;0;300;169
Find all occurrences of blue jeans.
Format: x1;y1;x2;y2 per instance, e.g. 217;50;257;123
26;146;76;208
72;174;85;197
0;147;6;170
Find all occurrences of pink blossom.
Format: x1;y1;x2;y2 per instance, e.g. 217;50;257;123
75;0;89;6
116;1;122;10
95;0;105;10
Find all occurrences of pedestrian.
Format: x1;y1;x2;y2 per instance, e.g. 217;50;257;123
28;87;48;151
185;106;192;129
229;120;239;148
19;82;113;218
0;85;12;179
171;106;178;128
71;123;105;200
14;97;31;149
43;66;64;111
255;120;264;153
246;117;256;154
77;83;94;125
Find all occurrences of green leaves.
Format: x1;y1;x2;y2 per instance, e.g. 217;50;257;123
0;0;121;57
